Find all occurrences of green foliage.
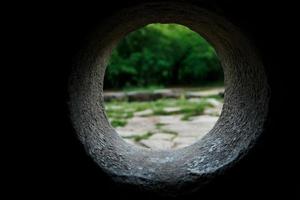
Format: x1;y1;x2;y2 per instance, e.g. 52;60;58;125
104;23;223;89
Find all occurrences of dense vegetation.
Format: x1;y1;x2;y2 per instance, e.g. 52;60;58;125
104;23;223;89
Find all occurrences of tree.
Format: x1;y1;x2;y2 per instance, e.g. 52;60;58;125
104;23;223;89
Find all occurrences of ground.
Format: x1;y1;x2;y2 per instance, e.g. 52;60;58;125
104;87;224;150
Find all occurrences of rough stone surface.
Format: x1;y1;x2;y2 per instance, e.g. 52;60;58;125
115;113;219;150
69;2;269;195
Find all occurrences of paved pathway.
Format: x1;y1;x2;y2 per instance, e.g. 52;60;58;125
115;97;223;150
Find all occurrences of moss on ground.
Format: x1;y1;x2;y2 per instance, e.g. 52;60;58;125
124;132;153;142
106;97;219;127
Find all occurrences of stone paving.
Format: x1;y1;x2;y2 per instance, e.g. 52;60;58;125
115;98;223;150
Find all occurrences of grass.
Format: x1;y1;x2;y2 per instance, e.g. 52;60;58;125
155;123;167;128
107;111;134;119
154;123;178;137
105;97;219;127
205;94;224;100
110;119;127;127
124;132;153;142
180;101;211;120
152;108;180;115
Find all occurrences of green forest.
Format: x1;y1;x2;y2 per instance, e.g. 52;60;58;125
104;23;223;89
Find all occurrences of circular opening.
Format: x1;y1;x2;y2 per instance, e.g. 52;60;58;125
104;23;224;150
69;2;269;194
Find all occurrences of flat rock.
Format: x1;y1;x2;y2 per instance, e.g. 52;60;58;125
173;137;198;145
163;107;181;113
116;116;159;136
155;115;183;124
206;98;222;107
123;138;137;145
188;98;201;102
173;143;191;149
203;108;221;116
134;109;153;116
186;88;224;97
163;121;214;138
173;137;198;148
139;139;174;150
116;130;146;137
189;115;219;123
148;133;175;140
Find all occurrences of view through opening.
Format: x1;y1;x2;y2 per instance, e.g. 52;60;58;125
104;23;224;150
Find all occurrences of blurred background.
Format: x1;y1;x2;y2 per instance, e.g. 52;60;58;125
104;24;224;150
105;23;223;89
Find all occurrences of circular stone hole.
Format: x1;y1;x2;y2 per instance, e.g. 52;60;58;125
69;2;269;194
103;23;224;151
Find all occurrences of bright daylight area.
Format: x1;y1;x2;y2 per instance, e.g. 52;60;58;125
104;23;224;150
